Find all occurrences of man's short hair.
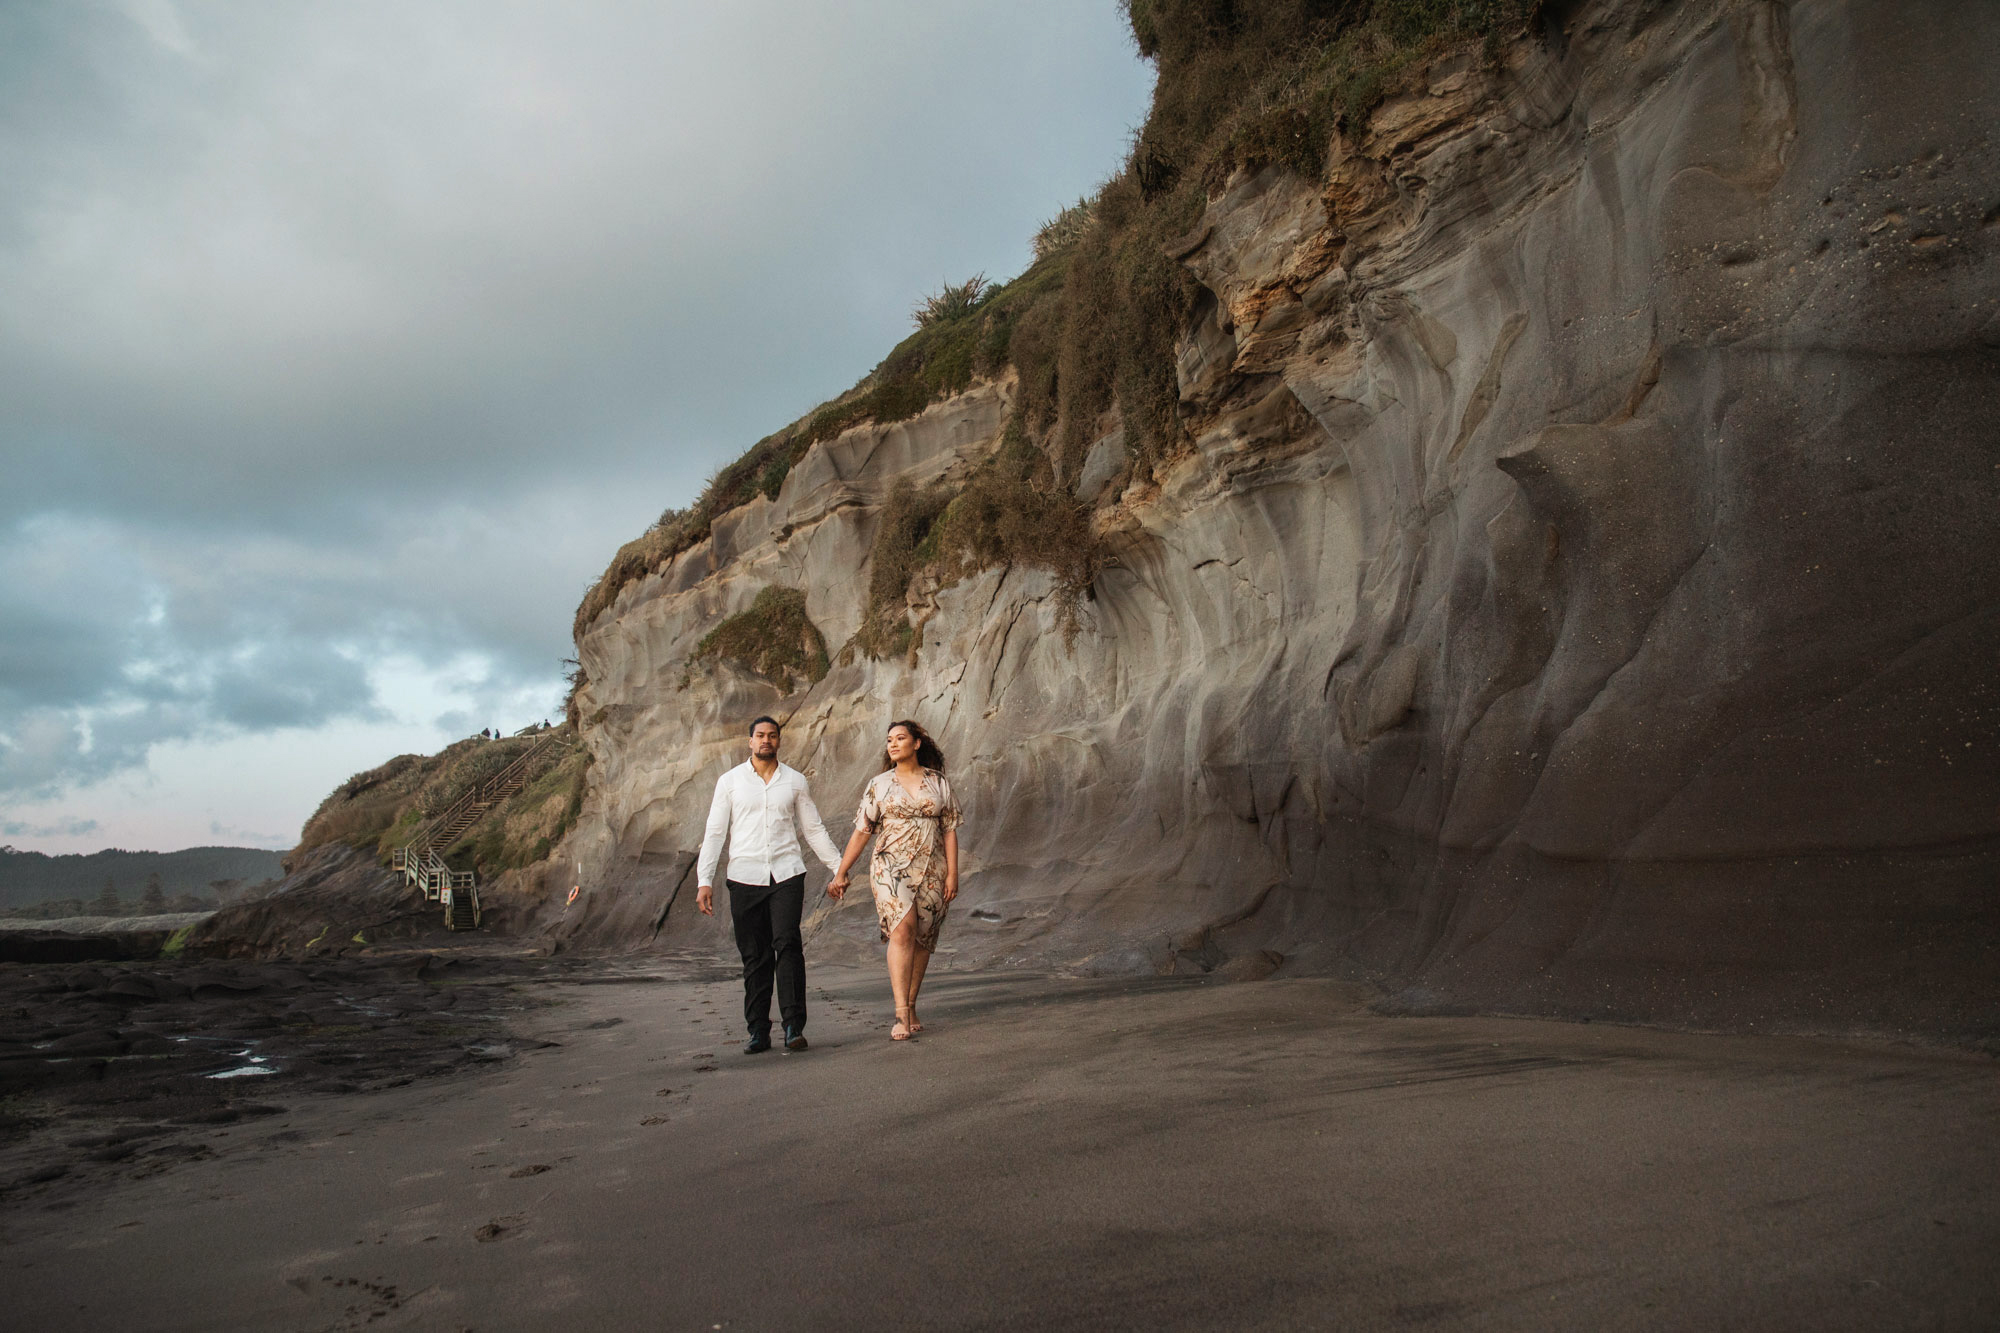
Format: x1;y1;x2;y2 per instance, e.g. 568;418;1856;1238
749;715;782;737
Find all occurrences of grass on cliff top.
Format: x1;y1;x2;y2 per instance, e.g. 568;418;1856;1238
682;585;831;691
295;729;580;876
570;256;1072;644
574;0;1534;645
1125;1;1533;183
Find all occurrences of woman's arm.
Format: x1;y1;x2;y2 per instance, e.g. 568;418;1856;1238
942;828;959;902
829;826;870;899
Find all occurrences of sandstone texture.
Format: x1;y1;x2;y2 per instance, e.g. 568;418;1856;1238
559;0;1999;1041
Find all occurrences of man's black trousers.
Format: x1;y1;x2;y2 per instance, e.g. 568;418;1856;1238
726;873;807;1036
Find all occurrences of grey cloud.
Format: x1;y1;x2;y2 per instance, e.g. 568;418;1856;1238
208;645;379;732
0;601;133;714
0;1;1151;526
0;706;138;798
0;484;648;795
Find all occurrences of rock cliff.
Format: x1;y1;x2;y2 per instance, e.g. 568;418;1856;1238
553;0;2000;1041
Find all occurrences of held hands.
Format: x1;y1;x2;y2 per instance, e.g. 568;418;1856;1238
696;884;714;916
827;870;850;899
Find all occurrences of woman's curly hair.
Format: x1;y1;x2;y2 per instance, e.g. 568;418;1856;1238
881;718;946;773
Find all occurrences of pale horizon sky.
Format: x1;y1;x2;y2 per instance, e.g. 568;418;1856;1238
0;1;1156;855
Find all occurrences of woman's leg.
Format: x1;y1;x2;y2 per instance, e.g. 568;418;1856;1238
907;946;932;1029
886;910;917;1037
908;888;944;1027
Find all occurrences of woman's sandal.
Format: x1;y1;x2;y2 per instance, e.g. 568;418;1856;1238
891;1006;914;1041
906;1005;922;1034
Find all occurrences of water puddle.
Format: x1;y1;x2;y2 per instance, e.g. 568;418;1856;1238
208;1061;277;1079
204;1046;279;1079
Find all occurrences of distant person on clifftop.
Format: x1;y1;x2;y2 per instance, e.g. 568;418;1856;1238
830;719;962;1042
696;715;843;1055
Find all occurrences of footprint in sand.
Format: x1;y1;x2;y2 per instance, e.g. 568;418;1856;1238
474;1214;524;1242
507;1164;552;1178
640;1115;668;1126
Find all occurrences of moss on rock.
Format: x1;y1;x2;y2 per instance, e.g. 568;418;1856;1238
683;586;831;690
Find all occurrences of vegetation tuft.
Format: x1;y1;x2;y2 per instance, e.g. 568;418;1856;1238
683;585;831;691
1032;198;1097;261
912;274;991;328
561;656;588;729
855;430;1100;658
855;481;956;658
1125;0;1535;185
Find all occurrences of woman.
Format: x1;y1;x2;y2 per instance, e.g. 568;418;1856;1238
829;719;961;1041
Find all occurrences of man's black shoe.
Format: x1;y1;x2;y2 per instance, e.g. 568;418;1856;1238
783;1025;808;1053
743;1032;772;1055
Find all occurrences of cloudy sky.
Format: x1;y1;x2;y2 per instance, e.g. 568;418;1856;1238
0;1;1153;854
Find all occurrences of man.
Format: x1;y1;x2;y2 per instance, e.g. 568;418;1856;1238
697;715;841;1054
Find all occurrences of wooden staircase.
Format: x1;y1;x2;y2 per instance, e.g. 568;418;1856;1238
391;729;571;930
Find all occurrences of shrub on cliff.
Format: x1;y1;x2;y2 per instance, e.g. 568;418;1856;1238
912;275;991;328
1127;0;1535;182
683;585;831;691
1032;198;1096;260
933;427;1100;627
856;433;1099;658
855;481;956;658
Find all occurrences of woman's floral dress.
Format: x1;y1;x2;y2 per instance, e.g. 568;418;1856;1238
854;768;962;951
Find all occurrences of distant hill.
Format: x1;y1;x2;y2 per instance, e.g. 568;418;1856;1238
0;845;285;911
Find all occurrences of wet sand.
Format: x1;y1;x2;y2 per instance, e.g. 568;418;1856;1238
3;956;1996;1330
0;949;596;1194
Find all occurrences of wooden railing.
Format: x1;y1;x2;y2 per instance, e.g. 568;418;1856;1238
391;846;474;894
391;729;573;929
407;730;566;856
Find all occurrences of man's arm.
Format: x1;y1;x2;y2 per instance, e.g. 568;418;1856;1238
794;778;842;873
695;772;732;916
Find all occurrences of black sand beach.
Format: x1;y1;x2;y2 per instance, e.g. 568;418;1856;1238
3;952;1995;1331
0;947;589;1197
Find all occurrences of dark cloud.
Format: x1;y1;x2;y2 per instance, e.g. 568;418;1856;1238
207;646;378;732
0;499;599;796
0;1;1152;821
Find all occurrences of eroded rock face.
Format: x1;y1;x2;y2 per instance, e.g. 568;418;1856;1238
561;0;2000;1039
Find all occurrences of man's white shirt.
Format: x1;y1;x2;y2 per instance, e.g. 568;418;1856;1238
697;761;842;888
